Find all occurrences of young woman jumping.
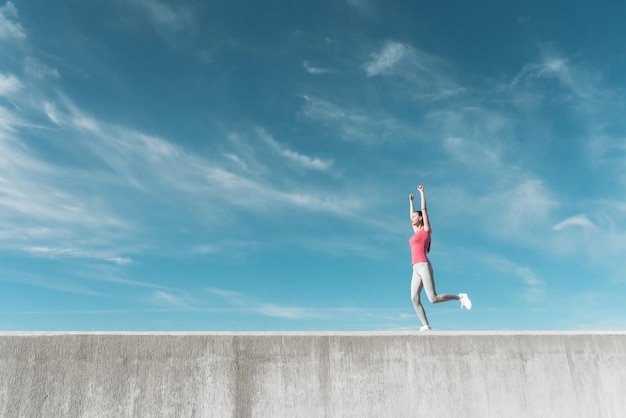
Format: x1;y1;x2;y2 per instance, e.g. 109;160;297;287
409;185;472;331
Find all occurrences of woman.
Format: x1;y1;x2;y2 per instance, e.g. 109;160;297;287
409;185;472;331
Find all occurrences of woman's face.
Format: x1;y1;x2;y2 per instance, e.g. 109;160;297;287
411;212;422;225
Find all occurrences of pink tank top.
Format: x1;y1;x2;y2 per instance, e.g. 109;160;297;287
409;229;431;265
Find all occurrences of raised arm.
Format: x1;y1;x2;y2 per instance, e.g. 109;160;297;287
409;193;419;233
417;185;431;231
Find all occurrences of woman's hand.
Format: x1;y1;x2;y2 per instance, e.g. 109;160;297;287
417;185;424;192
409;194;414;201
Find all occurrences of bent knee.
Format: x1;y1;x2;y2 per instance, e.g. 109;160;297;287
426;294;438;304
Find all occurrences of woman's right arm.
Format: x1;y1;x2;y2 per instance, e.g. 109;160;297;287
409;193;415;216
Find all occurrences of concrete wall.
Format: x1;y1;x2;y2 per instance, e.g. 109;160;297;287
1;332;625;417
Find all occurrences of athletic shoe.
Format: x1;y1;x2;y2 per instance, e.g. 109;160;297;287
419;324;432;331
459;293;472;310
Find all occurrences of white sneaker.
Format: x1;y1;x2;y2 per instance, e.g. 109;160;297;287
459;293;472;310
419;324;432;331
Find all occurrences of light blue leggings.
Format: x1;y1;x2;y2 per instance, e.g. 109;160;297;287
411;262;459;326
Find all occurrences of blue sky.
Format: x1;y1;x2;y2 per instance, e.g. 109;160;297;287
1;0;625;331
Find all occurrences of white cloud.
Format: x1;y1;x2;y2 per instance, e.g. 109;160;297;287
103;256;133;265
427;105;564;243
0;106;11;131
299;94;417;143
148;290;193;308
588;135;626;158
553;215;595;231
224;153;249;172
280;149;332;170
0;154;126;235
443;136;502;172
510;51;604;101
257;304;310;319
0;72;22;96
364;41;463;99
205;287;320;319
435;176;558;249
587;135;626;187
259;129;333;171
131;0;192;34
485;178;557;232
0;1;25;40
277;189;362;215
303;61;331;75
44;102;60;124
193;245;215;254
0;104;134;260
295;234;396;258
0;267;102;296
510;59;574;90
482;255;546;302
344;0;378;18
366;41;406;76
22;246;133;265
205;288;246;305
44;97;363;219
24;57;61;80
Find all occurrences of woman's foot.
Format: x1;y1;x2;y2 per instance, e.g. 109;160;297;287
459;293;472;310
419;324;432;331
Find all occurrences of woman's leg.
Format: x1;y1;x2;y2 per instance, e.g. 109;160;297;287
418;262;459;304
411;264;429;326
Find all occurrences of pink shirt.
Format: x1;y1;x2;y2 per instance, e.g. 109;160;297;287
409;229;431;265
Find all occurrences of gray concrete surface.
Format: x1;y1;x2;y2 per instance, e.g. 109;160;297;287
0;331;625;417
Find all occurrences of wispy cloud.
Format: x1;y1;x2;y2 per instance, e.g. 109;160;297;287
193;245;216;255
131;0;192;34
365;40;464;99
483;178;557;234
550;200;626;265
295;234;396;258
22;246;132;265
259;129;334;171
442;136;502;173
482;255;546;302
205;288;246;305
509;50;607;102
365;41;406;76
0;72;22;96
0;105;133;259
303;61;332;75
299;94;417;143
257;304;311;319
206;287;321;320
0;64;378;267
148;290;194;309
0;267;103;296
434;177;559;252
587;134;626;187
0;1;25;41
200;288;411;326
41;96;361;218
503;50;626;271
77;267;175;291
24;57;60;80
43;101;60;124
553;215;595;231
2;261;184;300
344;0;377;18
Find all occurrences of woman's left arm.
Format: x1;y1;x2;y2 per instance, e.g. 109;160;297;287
417;185;431;231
